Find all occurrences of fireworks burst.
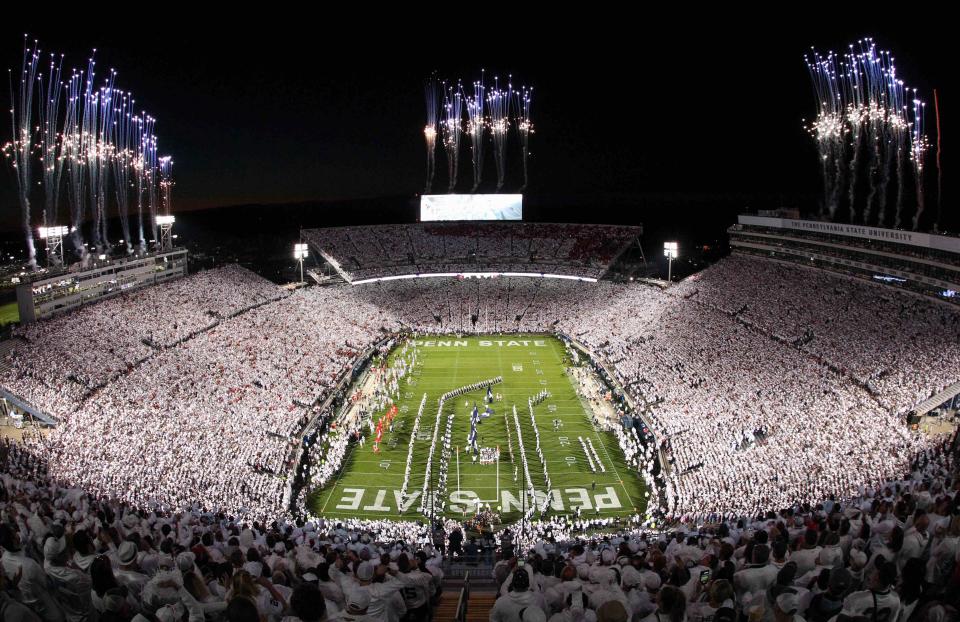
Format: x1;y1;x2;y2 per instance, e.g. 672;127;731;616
3;35;173;268
805;38;928;229
422;71;533;194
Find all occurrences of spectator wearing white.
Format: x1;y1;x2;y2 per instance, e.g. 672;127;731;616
490;568;548;622
733;545;777;604
41;533;95;622
0;524;65;622
838;557;901;622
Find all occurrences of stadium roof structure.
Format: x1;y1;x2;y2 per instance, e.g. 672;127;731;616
303;222;642;284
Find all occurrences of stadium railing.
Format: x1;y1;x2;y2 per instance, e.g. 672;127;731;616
455;572;470;622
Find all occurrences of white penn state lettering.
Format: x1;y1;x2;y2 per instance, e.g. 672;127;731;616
331;487;621;514
566;488;592;510
336;488;364;511
448;490;479;513
594;487;622;510
363;489;390;512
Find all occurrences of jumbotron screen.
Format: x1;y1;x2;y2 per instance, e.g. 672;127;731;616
420;194;522;221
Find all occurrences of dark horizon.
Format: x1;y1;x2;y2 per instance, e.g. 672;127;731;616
0;19;953;234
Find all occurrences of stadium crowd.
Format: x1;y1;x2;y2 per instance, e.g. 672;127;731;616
482;438;959;622
303;223;642;281
0;265;286;418
1;430;958;622
0;254;956;547
1;436;449;622
2;269;400;521
669;255;960;414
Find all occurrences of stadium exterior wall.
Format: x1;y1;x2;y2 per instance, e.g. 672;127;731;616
16;249;188;324
737;215;960;254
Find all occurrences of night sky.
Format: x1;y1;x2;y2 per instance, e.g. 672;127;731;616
0;19;953;232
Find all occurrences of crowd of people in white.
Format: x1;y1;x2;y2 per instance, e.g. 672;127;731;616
0;437;451;622
486;439;960;622
1;432;958;622
0;252;957;531
1;267;399;521
303;223;641;281
669;255;960;414
1;265;286;417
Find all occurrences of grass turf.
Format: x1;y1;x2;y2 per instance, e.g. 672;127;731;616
0;301;19;326
309;334;646;523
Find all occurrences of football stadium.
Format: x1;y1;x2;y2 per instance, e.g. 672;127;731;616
1;29;959;622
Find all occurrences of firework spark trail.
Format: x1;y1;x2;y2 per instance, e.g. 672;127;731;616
910;93;928;230
857;43;886;223
5;36;41;268
93;71;121;252
112;91;135;254
514;85;533;192
147;132;159;244
805;38;928;230
441;82;463;193
876;117;896;227
159;156;173;218
846;45;866;222
933;89;942;231
465;73;485;192
133;114;155;251
894;137;907;229
487;76;511;192
64;66;88;259
80;56;103;251
423;76;438;193
39;52;66;232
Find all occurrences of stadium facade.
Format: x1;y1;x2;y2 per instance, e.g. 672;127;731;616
15;248;188;323
730;214;960;304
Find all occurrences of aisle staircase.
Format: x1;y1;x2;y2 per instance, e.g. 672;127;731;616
0;337;24;375
458;592;497;622
433;572;498;621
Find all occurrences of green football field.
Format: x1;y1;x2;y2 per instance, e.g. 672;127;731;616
0;301;18;326
309;334;647;523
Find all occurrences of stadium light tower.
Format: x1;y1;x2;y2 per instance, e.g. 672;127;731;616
37;226;69;268
664;242;678;282
294;243;309;284
156;215;176;251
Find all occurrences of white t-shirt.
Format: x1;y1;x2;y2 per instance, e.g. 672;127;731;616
841;589;901;622
257;588;285;619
